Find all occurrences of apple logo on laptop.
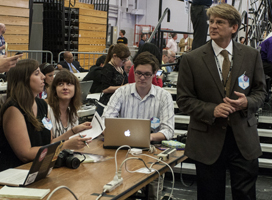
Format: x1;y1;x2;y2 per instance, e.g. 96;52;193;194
124;130;131;137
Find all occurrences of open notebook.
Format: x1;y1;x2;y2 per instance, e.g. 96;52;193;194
0;141;63;187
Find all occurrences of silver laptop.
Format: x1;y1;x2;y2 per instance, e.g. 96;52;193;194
103;118;151;149
80;81;93;104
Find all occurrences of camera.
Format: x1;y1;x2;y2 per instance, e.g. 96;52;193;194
54;149;80;169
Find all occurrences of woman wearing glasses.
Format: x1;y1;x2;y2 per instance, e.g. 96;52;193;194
99;43;130;105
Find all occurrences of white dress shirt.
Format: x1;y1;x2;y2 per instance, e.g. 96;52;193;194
103;83;175;140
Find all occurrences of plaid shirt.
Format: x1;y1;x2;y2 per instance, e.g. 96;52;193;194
0;35;5;55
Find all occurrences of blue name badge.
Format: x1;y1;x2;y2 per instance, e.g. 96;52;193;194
42;117;53;130
238;74;249;90
151;117;160;129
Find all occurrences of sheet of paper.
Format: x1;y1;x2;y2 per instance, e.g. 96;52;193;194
69;112;105;140
0;169;29;186
0;185;50;199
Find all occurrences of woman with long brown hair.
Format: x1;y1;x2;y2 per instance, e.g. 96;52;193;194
0;59;92;171
47;69;89;138
99;43;130;105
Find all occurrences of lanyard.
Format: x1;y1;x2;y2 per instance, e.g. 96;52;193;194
214;52;233;96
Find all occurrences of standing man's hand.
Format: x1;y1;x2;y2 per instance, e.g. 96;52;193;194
223;91;248;111
0;54;23;73
214;103;236;118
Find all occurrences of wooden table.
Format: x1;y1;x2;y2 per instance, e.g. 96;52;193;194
3;138;186;200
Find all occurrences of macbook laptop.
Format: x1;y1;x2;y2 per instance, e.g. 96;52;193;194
80;80;93;104
103;118;151;149
0;141;63;187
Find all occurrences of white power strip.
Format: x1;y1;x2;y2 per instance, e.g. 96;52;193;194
157;148;176;161
103;177;123;192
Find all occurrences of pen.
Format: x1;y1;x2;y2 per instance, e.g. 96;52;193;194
79;134;89;148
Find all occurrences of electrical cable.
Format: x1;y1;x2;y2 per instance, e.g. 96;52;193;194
46;185;78;200
95;189;107;200
179;162;194;187
132;153;175;200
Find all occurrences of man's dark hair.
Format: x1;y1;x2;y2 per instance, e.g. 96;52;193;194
171;33;177;38
134;52;159;74
96;55;106;66
239;36;245;42
141;33;146;39
120;29;126;35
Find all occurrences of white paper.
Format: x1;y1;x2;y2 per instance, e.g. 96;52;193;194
0;169;29;186
0;185;50;199
69;112;105;140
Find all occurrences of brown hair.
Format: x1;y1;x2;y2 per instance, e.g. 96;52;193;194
104;44;131;64
134;52;159;74
207;3;241;38
47;69;81;126
1;59;43;131
120;29;126;35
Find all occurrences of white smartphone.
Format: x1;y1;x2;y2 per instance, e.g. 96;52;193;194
156;70;163;76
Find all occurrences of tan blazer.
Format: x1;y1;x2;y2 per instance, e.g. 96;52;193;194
179;37;193;52
177;41;266;165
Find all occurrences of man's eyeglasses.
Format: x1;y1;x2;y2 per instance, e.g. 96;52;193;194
135;71;153;78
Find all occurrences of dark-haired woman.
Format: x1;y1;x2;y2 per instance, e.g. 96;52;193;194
0;59;92;171
38;62;55;99
99;43;131;105
48;69;90;138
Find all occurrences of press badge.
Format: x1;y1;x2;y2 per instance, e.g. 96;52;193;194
42;117;53;130
238;74;249;90
151;117;160;129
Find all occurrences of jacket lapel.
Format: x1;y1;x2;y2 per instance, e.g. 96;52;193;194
202;42;225;97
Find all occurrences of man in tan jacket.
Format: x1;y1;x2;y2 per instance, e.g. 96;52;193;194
179;34;193;53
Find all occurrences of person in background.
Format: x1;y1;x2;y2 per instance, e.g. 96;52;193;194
0;23;6;55
179;34;193;53
128;43;163;87
82;55;106;93
166;33;178;53
0;59;92;172
162;49;169;65
117;29;128;46
168;50;176;64
191;0;212;50
123;59;132;77
38;63;55;99
177;4;266;199
99;44;130;105
239;36;245;44
260;32;272;78
57;51;87;73
103;52;174;200
48;69;91;138
138;33;147;49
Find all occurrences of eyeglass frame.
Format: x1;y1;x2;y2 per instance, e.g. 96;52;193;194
134;70;154;78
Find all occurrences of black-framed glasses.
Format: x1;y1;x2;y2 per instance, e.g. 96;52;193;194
120;57;129;63
135;71;153;78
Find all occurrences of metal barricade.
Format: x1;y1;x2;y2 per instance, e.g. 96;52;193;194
58;51;107;70
8;50;54;64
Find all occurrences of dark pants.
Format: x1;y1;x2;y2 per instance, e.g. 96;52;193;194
195;126;258;200
191;4;209;50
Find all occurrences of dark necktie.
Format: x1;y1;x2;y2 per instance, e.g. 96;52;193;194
220;50;231;97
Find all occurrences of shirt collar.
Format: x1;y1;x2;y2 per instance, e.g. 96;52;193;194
131;83;156;98
212;40;233;56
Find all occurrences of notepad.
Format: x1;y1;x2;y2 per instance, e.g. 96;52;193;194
0;185;50;199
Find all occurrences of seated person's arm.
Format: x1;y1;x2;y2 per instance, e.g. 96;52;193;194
57;64;63;70
3;107;41;163
0;45;5;50
151;93;175;142
51;122;92;150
